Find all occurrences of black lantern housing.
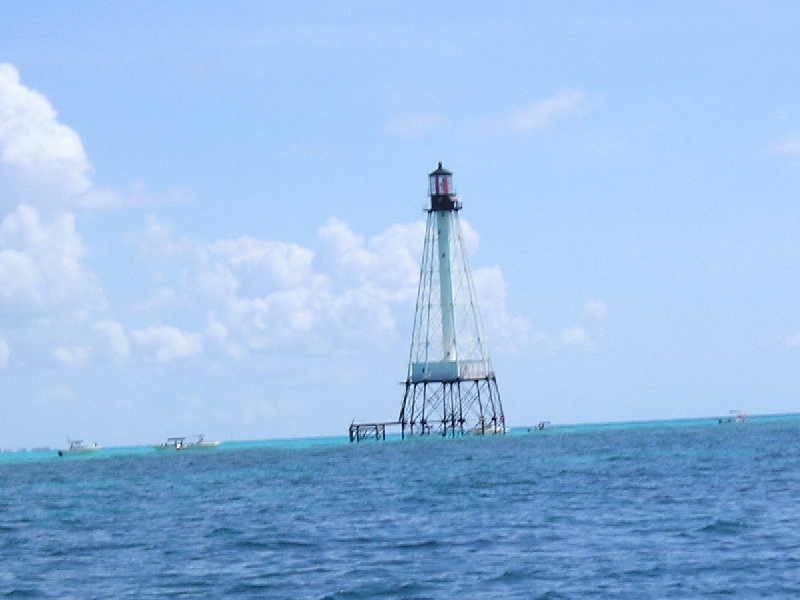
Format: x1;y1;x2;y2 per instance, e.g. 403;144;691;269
428;162;460;211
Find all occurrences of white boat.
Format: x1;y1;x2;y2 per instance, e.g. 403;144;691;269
469;419;508;435
191;434;222;449
58;439;99;456
719;411;747;424
155;434;221;450
155;436;189;450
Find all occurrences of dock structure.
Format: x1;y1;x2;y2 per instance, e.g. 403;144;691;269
348;421;401;442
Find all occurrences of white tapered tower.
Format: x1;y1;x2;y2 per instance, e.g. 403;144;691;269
399;163;505;437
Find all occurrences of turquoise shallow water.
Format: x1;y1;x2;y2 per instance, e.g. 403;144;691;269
3;416;800;598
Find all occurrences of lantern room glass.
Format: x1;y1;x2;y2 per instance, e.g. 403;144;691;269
429;163;453;197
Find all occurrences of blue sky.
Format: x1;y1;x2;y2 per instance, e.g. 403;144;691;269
2;1;800;448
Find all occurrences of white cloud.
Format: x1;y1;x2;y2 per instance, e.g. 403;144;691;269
129;211;532;359
0;204;106;314
131;325;203;362
160;219;417;352
54;345;91;367
0;338;9;368
317;217;425;294
129;213;501;356
134;287;182;313
560;326;591;347
473;265;536;353
583;298;608;320
0;247;43;302
207;236;315;288
206;311;243;358
0;64;188;212
225;290;318;349
383;113;447;139
489;89;587;134
769;132;800;156
192;264;239;305
0;63;91;206
318;217;373;272
206;312;229;341
137;216;192;257
78;181;191;210
785;333;800;348
92;319;131;359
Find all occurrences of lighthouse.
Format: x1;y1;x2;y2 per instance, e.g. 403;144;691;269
398;163;505;437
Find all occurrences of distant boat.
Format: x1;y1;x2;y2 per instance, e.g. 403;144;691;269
719;411;746;424
155;436;188;450
469;419;508;435
57;439;98;457
155;434;221;451
191;434;222;449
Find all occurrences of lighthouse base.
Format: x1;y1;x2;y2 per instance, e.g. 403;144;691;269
399;376;505;438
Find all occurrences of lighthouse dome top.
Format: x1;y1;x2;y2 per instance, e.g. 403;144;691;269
430;161;452;176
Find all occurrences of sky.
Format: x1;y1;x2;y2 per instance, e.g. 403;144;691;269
2;1;800;448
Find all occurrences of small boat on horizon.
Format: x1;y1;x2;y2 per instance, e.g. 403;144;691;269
468;418;508;435
57;439;99;457
719;411;747;424
154;434;221;450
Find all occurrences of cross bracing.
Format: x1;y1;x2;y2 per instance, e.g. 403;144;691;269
399;163;505;437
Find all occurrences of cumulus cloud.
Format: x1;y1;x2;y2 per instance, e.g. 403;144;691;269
92;319;131;359
583;298;608;320
0;63;92;206
54;345;91;368
473;265;535;353
131;325;203;362
0;63;193;212
560;326;591;347
0;246;42;301
0;204;106;314
134;287;182;314
206;312;243;358
552;300;608;349
207;236;315;288
192;222;382;349
489;89;588;134
136;216;192;257
133;214;528;357
317;217;424;293
78;181;191;210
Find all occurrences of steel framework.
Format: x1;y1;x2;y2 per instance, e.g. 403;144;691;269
399;163;505;437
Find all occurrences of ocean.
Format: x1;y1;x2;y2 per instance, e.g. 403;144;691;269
2;416;800;599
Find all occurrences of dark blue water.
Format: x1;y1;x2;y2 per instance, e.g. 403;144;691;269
3;417;800;599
